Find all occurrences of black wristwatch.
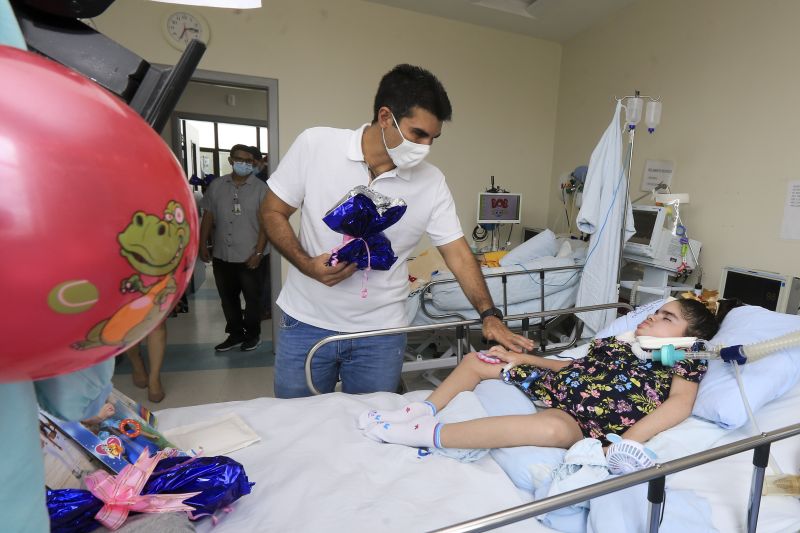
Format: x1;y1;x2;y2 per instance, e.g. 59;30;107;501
479;307;503;322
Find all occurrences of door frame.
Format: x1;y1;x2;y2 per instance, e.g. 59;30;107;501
167;68;282;350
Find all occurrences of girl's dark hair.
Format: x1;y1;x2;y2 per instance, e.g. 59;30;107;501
676;298;719;340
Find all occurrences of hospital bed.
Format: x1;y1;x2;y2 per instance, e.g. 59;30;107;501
403;263;584;382
402;238;587;377
152;302;800;532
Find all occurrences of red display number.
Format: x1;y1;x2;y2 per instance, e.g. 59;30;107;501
491;198;509;209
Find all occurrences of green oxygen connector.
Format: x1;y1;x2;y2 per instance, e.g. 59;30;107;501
649;344;686;367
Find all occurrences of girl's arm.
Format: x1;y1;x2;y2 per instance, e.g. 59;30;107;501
620;375;698;443
485;346;571;371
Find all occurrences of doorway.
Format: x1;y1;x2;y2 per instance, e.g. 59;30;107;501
166;70;281;348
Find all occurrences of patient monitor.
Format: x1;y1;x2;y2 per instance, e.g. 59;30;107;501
719;267;800;314
476;192;522;224
621;205;702;305
624;205;701;273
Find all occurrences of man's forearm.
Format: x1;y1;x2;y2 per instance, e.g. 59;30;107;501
256;228;268;254
439;238;494;313
263;212;312;274
199;212;214;248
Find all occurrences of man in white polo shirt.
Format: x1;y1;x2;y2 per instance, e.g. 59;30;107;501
262;64;533;398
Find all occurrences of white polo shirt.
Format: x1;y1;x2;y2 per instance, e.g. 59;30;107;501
269;125;463;332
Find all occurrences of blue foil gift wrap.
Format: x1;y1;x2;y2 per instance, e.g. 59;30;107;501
323;186;407;270
47;488;104;533
143;456;254;519
46;456;254;530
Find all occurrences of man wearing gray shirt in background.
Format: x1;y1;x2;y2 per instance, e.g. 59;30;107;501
199;144;269;352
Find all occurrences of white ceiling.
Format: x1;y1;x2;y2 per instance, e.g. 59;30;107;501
363;0;638;43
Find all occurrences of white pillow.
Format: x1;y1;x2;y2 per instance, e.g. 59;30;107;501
594;298;667;339
693;306;800;429
474;380;566;495
499;229;559;266
555;240;573;258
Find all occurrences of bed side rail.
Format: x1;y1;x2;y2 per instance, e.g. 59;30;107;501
304;302;632;396
419;264;583;351
419;264;583;319
432;423;800;533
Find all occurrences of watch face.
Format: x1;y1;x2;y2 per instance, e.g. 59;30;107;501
165;12;208;50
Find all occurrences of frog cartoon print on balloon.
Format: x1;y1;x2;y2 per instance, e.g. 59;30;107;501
72;201;190;351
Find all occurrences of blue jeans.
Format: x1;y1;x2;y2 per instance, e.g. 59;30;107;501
274;309;407;398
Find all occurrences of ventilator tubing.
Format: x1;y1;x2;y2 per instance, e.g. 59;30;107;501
740;329;800;361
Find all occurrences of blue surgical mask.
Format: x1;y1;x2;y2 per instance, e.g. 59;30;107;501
233;161;253;176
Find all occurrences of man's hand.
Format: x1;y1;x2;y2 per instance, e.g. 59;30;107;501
199;246;212;263
484;345;529;367
303;253;358;286
245;253;263;270
482;316;535;353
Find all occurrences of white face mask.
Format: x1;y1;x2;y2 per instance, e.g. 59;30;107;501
381;113;430;170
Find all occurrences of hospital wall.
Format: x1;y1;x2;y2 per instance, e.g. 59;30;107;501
548;0;800;289
93;0;562;251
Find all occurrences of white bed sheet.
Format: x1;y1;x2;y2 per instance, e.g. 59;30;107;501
661;378;800;532
155;392;557;533
155;382;800;533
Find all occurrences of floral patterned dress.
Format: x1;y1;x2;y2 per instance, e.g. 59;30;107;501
503;336;707;441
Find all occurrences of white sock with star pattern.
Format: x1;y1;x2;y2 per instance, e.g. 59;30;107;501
356;401;436;429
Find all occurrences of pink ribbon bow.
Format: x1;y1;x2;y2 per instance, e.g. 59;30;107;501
329;234;372;298
85;450;201;530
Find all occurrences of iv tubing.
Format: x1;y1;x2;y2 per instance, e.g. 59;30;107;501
732;363;783;475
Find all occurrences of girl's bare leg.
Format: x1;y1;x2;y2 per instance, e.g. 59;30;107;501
145;322;167;402
425;352;505;411
366;407;584;450
439;408;584;449
127;343;148;389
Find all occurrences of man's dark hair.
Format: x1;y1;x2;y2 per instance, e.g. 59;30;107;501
372;64;452;123
229;144;253;159
676;298;720;340
246;145;263;160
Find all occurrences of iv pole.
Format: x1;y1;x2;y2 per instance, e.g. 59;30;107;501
614;90;662;292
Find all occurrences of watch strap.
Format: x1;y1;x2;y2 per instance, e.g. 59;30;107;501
479;307;503;321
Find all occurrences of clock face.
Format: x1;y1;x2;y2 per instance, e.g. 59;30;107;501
164;12;209;50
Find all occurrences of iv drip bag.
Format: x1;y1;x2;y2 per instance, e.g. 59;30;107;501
625;97;643;128
646;101;662;133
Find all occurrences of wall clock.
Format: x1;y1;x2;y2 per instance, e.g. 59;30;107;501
163;11;210;51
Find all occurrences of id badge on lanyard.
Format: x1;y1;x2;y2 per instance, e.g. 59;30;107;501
233;191;242;216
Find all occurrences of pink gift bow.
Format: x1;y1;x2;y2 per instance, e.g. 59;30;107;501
329;234;372;298
84;449;201;530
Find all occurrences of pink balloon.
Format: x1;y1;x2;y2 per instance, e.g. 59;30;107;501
0;46;198;381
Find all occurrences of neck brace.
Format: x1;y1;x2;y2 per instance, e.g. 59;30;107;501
616;331;697;360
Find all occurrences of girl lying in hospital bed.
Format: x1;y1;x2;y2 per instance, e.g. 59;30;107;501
360;298;719;452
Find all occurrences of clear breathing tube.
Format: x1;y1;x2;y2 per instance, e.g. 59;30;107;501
644;330;800;366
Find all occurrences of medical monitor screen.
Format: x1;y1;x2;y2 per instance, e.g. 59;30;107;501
630;209;659;245
477;193;522;224
722;271;781;311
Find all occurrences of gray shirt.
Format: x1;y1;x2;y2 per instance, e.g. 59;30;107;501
201;173;269;262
